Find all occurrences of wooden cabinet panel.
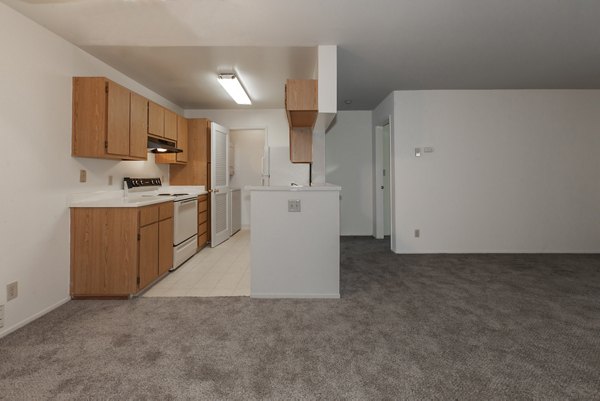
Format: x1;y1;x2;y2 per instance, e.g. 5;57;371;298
290;127;313;163
72;77;108;158
148;101;164;137
177;115;188;163
71;201;175;297
164;109;177;141
106;81;130;156
138;223;159;290
73;77;149;161
169;119;210;185
198;232;208;248
139;205;159;227
129;92;148;159
285;79;317;163
159;202;173;220
286;79;318;111
155;115;188;165
198;222;207;236
70;208;138;296
198;211;208;225
158;218;173;275
198;199;207;212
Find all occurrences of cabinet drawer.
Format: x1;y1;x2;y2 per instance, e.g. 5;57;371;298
198;210;208;224
198;232;208;247
198;222;207;235
159;201;173;220
198;201;207;213
139;205;159;226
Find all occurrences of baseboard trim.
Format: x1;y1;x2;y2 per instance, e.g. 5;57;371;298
0;297;70;339
251;293;340;299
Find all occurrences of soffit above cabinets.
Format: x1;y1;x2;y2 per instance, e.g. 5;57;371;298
78;46;318;110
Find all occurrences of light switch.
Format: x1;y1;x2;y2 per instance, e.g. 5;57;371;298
415;148;421;157
288;200;301;212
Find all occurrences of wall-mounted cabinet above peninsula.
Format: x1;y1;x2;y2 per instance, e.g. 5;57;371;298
285;79;318;163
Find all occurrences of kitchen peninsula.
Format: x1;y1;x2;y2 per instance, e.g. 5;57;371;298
247;184;341;298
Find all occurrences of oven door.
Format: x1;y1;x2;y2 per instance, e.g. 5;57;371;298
173;198;198;245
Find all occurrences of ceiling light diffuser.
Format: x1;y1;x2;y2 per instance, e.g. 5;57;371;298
217;73;251;105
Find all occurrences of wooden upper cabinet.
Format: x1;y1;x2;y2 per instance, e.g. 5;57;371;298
106;81;130;156
148;101;165;138
129;92;148;159
169;118;210;185
155;114;189;165
177;115;188;163
285;79;317;163
164;109;178;141
72;77;147;161
285;79;318;128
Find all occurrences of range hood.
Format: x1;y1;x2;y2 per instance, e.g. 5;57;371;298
147;137;182;154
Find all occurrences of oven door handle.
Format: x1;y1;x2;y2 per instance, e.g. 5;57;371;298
178;199;198;206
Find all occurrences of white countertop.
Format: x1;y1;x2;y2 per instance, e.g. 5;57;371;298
245;183;341;192
69;186;207;208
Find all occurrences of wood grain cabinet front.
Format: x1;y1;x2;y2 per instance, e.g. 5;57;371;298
70;201;174;298
148;101;165;138
285;79;318;163
197;194;209;249
155;114;189;165
72;77;148;161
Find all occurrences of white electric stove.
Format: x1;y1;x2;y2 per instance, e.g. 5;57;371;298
124;177;198;271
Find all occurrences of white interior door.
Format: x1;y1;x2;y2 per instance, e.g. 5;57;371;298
211;122;230;247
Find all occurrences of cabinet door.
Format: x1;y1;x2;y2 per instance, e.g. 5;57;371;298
139;223;159;290
130;92;148;159
106;81;130;156
164;109;178;141
177;115;188;163
148;102;164;137
159;218;173;275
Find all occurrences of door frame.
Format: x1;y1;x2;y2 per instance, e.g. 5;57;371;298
210;122;231;247
373;115;396;252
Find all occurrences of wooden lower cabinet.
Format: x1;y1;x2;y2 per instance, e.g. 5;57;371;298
70;201;174;298
198;194;209;249
158;218;174;275
139;223;159;289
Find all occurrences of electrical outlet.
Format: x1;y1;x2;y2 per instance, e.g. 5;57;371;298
424;147;434;153
108;175;113;185
79;169;87;183
7;282;18;302
414;229;420;238
288;199;301;212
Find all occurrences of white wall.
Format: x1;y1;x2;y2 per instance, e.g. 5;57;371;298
325;111;373;235
185;109;310;186
229;129;266;227
390;90;600;253
0;3;181;337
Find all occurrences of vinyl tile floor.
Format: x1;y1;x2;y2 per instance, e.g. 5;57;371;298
143;229;250;298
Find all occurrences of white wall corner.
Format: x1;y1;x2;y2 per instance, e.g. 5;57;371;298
315;45;337;132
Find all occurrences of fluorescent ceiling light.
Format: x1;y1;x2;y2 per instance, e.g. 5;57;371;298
218;73;251;105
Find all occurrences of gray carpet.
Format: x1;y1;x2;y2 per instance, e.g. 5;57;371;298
1;237;599;400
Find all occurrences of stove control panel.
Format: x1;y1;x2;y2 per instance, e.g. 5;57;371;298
124;177;161;189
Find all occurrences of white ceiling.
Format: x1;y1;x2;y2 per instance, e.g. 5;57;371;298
4;0;600;110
